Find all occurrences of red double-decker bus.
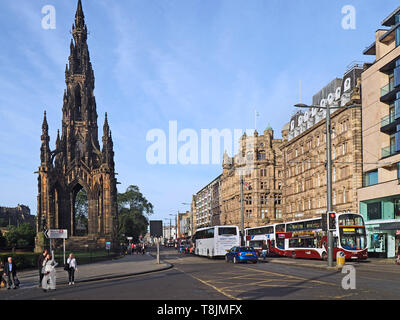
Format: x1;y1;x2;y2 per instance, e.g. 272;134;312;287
279;212;368;260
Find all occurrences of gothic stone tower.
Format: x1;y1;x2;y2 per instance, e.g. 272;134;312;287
36;0;118;250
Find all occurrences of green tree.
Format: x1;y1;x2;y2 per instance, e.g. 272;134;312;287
5;223;36;248
75;188;88;236
117;185;153;243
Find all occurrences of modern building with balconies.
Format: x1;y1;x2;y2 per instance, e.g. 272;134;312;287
358;6;400;258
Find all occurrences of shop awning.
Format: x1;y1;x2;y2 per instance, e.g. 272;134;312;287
376;222;400;230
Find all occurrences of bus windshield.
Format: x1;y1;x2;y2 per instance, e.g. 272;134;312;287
218;227;237;236
340;227;366;250
339;214;364;226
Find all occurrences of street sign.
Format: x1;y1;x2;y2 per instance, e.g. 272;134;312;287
150;220;163;237
106;242;111;250
126;237;133;241
44;229;68;239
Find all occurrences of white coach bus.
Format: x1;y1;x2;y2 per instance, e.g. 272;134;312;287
193;225;240;257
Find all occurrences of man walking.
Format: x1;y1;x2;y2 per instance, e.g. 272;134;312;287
37;249;48;287
3;257;17;289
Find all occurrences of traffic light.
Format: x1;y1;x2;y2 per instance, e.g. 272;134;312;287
328;212;336;230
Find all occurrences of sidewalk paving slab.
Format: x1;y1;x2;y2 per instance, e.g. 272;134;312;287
10;253;172;289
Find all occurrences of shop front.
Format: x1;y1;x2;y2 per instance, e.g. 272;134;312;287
360;196;400;258
365;222;400;258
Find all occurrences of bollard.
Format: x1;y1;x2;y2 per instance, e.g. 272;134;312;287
336;251;346;268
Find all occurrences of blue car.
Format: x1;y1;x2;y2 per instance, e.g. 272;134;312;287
225;246;258;264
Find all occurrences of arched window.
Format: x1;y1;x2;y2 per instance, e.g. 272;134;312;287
74;86;82;120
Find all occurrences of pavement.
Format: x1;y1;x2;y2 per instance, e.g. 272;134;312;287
9;252;172;290
260;255;399;271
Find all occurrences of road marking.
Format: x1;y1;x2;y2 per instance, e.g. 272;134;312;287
173;267;241;300
235;265;337;287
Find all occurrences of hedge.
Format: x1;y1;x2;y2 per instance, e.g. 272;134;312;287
0;252;40;270
0;251;120;271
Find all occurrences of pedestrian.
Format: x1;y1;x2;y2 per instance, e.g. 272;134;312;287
37;249;48;288
136;243;140;255
396;243;400;265
131;243;135;255
3;257;18;290
261;244;268;261
142;243;146;255
42;253;58;292
66;253;78;285
0;260;5;289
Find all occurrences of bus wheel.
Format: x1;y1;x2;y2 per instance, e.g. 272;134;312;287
322;252;327;261
291;251;296;259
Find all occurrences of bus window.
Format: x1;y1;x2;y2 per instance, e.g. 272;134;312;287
218;227;237;236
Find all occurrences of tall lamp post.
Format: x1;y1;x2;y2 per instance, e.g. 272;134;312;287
294;102;360;267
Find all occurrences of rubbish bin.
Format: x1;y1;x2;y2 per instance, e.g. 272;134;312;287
336;251;345;267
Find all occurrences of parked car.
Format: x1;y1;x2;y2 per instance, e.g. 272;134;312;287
225;246;258;264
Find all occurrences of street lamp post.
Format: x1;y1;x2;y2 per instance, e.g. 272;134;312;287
294;103;335;267
294;102;361;267
240;173;244;246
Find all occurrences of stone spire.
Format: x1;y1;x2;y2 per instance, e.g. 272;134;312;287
40;111;51;166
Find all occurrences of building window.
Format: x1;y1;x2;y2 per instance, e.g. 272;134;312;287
363;170;378;187
343;187;347;203
398;162;400;182
367;202;381;220
257;151;266;160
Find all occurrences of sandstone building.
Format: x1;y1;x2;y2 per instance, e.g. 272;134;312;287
220;128;283;228
280;64;363;222
358;7;400;258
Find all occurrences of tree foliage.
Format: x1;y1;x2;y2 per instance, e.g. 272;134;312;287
117;185;153;243
5;223;36;248
75;188;88;236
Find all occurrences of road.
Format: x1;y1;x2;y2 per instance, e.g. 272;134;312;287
1;248;400;300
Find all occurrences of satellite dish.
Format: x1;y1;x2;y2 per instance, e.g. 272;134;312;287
290;120;295;130
335;87;341;100
344;78;351;92
327;93;334;105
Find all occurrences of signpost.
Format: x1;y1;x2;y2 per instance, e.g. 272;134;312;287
44;229;68;264
106;241;111;255
150;221;163;264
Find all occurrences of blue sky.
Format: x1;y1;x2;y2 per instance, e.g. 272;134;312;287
0;0;397;224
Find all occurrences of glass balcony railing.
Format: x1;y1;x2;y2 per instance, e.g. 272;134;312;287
381;113;396;127
381;81;395;97
381;144;397;158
